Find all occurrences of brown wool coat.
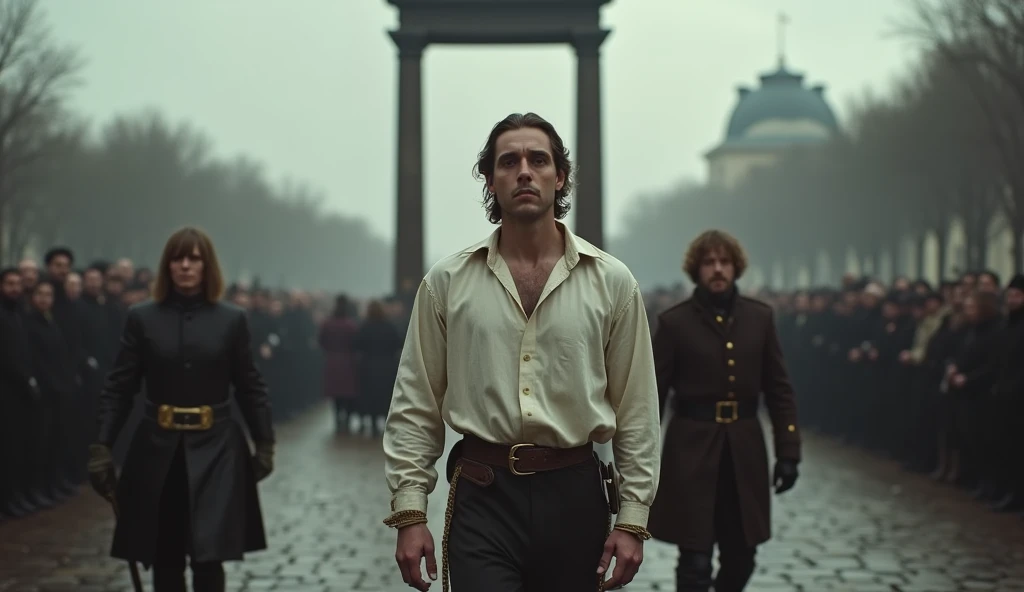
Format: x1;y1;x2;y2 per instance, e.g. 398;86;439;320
647;295;801;551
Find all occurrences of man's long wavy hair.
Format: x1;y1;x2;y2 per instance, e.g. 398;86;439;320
683;229;749;284
152;226;225;303
472;112;574;224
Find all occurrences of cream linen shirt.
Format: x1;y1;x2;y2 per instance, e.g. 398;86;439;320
383;221;662;528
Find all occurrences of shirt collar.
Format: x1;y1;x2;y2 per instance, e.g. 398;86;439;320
462;220;602;271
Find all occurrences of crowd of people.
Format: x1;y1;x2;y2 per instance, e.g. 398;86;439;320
3;242;1022;524
0;246;407;521
648;270;1024;519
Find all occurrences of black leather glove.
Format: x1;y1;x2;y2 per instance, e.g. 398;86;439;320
253;441;274;482
87;444;118;501
773;459;798;494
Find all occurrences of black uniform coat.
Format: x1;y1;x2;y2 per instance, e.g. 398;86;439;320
647;292;801;551
96;291;275;566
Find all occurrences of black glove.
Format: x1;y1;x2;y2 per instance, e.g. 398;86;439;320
773;459;798;494
253;441;274;482
88;444;118;501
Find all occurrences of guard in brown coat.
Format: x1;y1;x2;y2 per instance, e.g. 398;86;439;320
648;230;801;592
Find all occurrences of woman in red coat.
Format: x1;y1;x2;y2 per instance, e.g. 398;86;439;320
318;294;359;433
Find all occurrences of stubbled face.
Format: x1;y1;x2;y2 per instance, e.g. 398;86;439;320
488;127;565;224
169;246;204;293
698;248;735;294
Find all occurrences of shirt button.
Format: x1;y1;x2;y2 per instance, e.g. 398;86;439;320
787;424;796;432
527;412;532;417
522;388;530;395
726;342;733;349
184;362;192;369
523;354;531;361
727;391;735;399
727;359;735;366
728;376;735;382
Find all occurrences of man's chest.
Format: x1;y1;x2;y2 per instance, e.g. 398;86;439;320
509;264;555;317
445;268;613;354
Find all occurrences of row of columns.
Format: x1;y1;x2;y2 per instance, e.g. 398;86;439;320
390;29;610;295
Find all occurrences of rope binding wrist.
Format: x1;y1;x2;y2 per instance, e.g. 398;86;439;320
383;510;427;529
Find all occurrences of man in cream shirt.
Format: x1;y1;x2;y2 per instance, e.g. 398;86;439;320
383;112;661;592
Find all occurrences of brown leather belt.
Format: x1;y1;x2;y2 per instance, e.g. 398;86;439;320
461;434;593;476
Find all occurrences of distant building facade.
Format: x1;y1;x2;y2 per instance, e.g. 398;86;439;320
705;59;840;191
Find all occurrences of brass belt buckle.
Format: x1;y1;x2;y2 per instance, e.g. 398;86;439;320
508;443;536;476
715;400;738;424
157;405;214;431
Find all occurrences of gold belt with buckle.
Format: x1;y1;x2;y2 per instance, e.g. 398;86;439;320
715;400;739;424
156;404;214;431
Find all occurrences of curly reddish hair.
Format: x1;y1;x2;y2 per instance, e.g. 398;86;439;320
682;229;748;284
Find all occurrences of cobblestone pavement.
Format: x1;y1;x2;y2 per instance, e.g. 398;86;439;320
2;404;1023;591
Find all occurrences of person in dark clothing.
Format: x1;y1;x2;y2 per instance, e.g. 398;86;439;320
945;289;1002;497
318;294;360;433
23;279;79;506
980;275;1024;511
649;230;800;592
87;226;276;592
354;299;403;435
0;268;42;518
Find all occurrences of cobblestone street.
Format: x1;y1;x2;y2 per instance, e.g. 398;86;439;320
2;404;1023;591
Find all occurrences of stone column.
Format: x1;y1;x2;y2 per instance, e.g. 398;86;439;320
572;29;610;249
389;31;428;297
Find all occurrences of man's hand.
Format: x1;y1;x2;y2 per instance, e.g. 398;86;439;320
597;529;644;589
87;444;117;501
773;459;799;494
395;523;436;591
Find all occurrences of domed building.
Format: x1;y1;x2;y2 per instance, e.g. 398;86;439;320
705;59;840;190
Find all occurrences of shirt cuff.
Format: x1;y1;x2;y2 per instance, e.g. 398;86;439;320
615;501;650;529
390;489;428;514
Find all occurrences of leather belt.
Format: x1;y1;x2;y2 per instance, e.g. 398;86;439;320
144;400;232;431
674;399;757;424
461;434;593;476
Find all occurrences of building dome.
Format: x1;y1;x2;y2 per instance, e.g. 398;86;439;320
721;60;839;146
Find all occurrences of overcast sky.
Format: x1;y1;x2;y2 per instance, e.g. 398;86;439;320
43;0;922;264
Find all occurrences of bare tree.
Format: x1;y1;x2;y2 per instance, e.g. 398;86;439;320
901;0;1024;271
0;0;82;263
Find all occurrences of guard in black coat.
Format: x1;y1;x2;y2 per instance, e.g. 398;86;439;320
88;227;275;592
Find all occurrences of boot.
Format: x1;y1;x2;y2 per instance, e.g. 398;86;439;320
715;547;757;592
192;562;225;592
676;550;713;592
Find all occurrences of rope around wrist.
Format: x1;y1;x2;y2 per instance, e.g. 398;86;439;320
383;510;427;529
613;524;652;541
